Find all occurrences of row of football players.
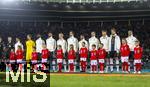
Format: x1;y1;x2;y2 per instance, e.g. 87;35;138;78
5;28;142;73
7;38;142;73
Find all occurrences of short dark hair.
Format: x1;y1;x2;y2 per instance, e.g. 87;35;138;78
92;44;96;47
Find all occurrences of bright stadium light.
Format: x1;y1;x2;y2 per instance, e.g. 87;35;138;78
3;0;15;2
1;0;17;5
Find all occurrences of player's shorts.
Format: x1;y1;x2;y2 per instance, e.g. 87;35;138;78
80;57;87;61
32;60;38;64
90;60;97;65
98;59;105;63
109;51;117;58
68;59;74;64
42;58;47;63
10;60;15;64
17;59;23;64
134;59;141;64
121;56;129;63
57;59;63;63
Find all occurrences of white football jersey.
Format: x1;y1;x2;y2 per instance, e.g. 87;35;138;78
15;41;24;52
126;35;137;51
67;36;78;52
89;36;99;51
100;35;109;52
36;38;45;53
57;39;67;53
46;37;56;52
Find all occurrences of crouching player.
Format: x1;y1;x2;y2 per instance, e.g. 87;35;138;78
56;45;63;72
68;44;76;72
120;39;130;73
134;40;143;74
90;44;98;73
79;42;88;72
41;44;49;71
98;43;106;73
16;46;24;72
9;48;16;71
31;47;38;72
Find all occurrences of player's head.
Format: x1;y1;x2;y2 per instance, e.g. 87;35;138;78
27;34;32;40
82;42;86;47
102;30;107;36
111;27;116;35
17;45;22;50
128;30;133;36
16;37;20;42
91;31;96;37
69;31;74;37
135;40;140;46
59;33;64;39
70;44;74;50
42;44;47;49
48;32;53;37
122;38;127;44
99;43;104;49
57;45;62;50
8;36;12;42
33;47;36;52
92;44;96;50
10;48;14;52
37;34;41;38
80;35;85;40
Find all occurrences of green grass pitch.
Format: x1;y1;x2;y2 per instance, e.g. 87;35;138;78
50;74;150;87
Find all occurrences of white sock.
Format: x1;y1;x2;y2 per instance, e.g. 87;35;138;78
105;66;109;72
116;59;119;72
110;58;113;71
110;66;113;71
116;65;119;72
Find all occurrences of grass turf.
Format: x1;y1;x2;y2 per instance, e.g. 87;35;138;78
50;74;150;87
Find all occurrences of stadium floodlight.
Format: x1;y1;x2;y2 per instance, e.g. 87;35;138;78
3;0;15;2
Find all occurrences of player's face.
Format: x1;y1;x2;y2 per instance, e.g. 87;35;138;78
69;32;74;37
135;42;139;46
91;32;95;37
42;45;46;49
33;48;36;51
48;33;52;37
27;35;31;40
16;38;20;42
102;31;107;36
59;33;63;39
80;35;84;40
122;39;126;44
128;31;133;36
70;45;73;49
37;34;41;38
92;46;96;50
8;37;12;42
111;29;116;35
57;46;61;49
